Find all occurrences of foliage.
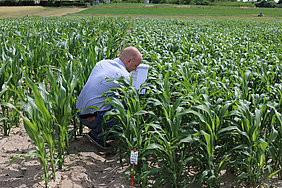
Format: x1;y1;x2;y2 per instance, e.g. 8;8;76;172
255;0;277;8
0;17;130;187
0;17;281;187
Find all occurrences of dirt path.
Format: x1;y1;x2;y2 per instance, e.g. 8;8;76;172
0;122;131;187
0;6;85;18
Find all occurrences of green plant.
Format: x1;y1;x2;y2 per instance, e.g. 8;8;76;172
21;75;56;188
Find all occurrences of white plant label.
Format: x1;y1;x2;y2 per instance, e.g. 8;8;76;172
130;150;138;165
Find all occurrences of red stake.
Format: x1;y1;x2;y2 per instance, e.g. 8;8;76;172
131;148;136;185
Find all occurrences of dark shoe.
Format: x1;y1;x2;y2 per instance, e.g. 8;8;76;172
86;132;111;150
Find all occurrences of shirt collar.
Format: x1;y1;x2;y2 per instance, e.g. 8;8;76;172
115;58;127;71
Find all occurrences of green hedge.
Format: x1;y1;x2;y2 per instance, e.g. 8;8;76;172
0;0;35;6
255;0;277;8
0;0;87;6
39;1;87;7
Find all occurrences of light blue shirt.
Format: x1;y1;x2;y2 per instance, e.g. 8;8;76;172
76;58;130;115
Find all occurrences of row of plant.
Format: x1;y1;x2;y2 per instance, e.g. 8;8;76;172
0;17;281;187
0;17;130;187
105;18;282;187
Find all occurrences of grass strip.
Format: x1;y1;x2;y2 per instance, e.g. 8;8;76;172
75;4;282;17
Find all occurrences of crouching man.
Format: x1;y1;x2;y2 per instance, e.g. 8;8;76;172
76;47;142;150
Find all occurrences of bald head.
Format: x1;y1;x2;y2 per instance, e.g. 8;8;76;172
119;47;142;72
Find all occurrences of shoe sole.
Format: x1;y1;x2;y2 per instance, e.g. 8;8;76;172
86;134;111;150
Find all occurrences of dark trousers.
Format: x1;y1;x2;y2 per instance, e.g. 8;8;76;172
78;111;115;142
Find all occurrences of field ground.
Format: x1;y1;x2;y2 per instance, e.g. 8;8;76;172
0;5;281;188
0;122;131;188
0;6;85;18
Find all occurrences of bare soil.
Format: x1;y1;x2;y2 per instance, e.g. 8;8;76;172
0;6;85;18
0;122;131;188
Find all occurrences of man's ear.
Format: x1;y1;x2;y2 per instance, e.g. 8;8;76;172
126;58;132;65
